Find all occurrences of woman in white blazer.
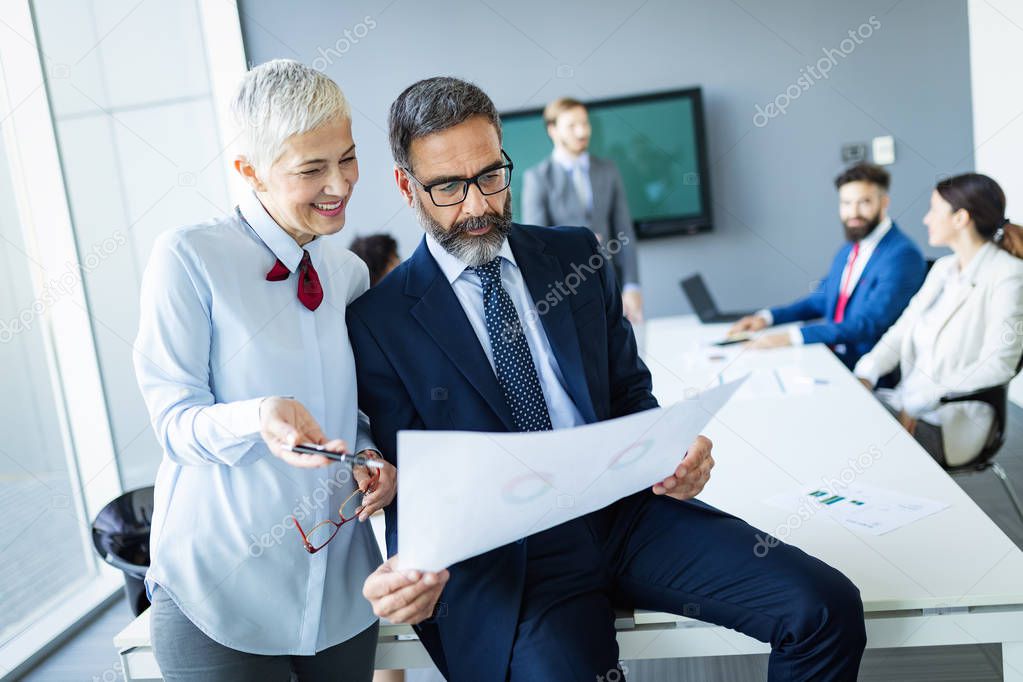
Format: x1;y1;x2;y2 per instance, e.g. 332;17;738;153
855;173;1023;466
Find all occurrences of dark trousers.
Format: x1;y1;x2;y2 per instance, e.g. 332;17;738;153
150;587;379;681
506;493;866;682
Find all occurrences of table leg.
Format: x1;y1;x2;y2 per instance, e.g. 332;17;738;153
118;651;134;682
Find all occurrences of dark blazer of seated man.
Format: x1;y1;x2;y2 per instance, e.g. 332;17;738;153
350;77;866;682
733;163;926;371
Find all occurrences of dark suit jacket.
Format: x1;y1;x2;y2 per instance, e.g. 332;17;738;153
521;155;640;287
347;224;657;680
770;222;926;369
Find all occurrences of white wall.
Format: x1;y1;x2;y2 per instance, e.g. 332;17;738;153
968;0;1023;406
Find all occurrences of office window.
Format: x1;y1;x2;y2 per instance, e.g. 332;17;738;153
0;0;243;672
31;0;234;490
0;135;94;648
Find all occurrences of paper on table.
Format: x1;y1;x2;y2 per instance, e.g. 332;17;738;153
764;483;950;536
711;365;828;400
396;378;746;571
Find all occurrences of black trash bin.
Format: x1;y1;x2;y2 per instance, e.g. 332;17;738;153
91;486;154;616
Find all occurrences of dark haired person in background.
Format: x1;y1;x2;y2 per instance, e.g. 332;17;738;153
350;234;400;286
521;97;644;323
731;163;926;370
855;173;1023;466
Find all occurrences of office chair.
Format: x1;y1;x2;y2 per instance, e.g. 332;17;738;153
92;486;154;615
939;352;1023;525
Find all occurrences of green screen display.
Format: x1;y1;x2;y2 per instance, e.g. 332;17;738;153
501;90;709;235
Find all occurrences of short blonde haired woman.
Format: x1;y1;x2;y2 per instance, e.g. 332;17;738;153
134;59;395;680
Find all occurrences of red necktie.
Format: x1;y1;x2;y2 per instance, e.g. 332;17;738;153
833;242;860;324
265;250;323;311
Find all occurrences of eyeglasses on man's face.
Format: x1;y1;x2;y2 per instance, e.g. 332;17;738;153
404;149;514;207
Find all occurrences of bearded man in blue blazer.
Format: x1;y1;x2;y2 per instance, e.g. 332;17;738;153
349;77;866;682
732;163;926;370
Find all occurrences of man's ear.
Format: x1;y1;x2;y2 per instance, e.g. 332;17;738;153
545;122;557;143
880;192;891;214
234;156;266;192
394;166;415;207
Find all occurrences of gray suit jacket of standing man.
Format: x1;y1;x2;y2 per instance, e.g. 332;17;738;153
521;155;640;288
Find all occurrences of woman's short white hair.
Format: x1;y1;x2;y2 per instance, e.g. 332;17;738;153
231;59;351;174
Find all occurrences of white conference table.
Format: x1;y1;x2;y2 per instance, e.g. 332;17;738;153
633;315;1023;678
115;314;1023;680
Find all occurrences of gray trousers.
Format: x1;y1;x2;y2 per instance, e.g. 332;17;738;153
150;587;378;681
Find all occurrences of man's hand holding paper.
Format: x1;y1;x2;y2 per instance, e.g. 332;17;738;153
653;435;714;500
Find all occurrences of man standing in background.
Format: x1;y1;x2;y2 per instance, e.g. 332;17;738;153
522;97;644;323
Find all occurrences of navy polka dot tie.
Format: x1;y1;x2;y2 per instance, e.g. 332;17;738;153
473;258;553;433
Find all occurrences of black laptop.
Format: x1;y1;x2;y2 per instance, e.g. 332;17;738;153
679;274;754;324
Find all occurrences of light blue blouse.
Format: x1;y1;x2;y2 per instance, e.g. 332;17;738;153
133;191;381;655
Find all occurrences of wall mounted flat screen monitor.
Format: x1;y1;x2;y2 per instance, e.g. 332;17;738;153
501;87;712;239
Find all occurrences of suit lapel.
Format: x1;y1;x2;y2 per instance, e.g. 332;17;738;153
932;247;992;343
509;227;599;424
835;224;899;315
849;224;896;296
588;158;605;227
405;239;516;430
932;283;974;343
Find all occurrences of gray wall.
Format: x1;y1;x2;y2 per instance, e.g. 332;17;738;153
237;0;974;319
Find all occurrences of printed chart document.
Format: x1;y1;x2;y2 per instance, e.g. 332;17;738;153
397;379;745;571
764;483;950;536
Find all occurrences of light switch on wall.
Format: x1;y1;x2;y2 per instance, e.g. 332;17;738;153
872;135;895;165
842;143;867;163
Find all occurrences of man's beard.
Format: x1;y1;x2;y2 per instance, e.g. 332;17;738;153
843;213;881;242
415;192;513;267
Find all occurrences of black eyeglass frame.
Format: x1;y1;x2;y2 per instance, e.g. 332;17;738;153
403;149;514;207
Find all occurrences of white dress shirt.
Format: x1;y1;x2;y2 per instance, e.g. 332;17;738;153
759;217;893;344
425;234;586;430
553;147;593;212
552;149;639;294
133;191;381;655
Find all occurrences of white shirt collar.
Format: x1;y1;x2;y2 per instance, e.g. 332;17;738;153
856;215;892;250
552;148;589;172
237;190;313;273
425;232;518;284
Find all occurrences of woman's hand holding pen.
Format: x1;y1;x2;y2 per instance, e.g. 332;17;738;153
259;397;336;468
